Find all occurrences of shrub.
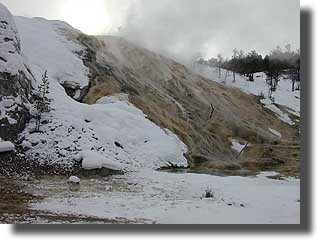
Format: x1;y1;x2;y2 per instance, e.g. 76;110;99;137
203;188;215;199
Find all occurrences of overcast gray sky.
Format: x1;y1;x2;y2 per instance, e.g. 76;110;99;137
0;0;299;62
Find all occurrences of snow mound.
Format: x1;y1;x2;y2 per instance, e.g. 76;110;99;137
78;150;123;171
0;141;15;153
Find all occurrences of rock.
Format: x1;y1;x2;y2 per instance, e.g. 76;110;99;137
67;176;80;184
0;141;15;153
79;150;123;171
21;140;32;149
114;141;124;149
0;3;33;142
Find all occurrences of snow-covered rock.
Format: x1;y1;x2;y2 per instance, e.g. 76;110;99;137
67;176;80;184
0;3;33;79
0;141;15;153
0;3;32;142
78;150;123;171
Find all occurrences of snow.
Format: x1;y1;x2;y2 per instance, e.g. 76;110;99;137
0;96;20;125
0;3;32;78
260;98;295;125
0;141;15;153
14;16;89;88
78;150;123;171
14;16;188;171
96;94;129;104
269;128;282;139
31;170;300;224
231;139;246;153
192;64;300;125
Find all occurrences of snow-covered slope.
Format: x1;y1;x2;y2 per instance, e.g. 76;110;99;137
192;64;300;125
13;16;187;170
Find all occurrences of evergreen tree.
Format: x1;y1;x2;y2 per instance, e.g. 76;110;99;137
34;71;51;131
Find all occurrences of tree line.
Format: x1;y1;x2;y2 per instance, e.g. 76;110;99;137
197;44;300;93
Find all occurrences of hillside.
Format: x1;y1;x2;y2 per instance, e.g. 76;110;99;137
0;10;300;175
76;35;300;174
0;3;300;224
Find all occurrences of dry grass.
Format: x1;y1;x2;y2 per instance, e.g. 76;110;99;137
129;95;193;148
83;80;121;104
77;33;300;176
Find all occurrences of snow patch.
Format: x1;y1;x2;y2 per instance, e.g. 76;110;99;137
231;139;246;153
269;128;282;139
260;98;295;125
96;93;129;104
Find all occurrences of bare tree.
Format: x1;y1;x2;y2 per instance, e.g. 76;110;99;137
217;54;224;79
209;104;215;119
232;48;239;82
